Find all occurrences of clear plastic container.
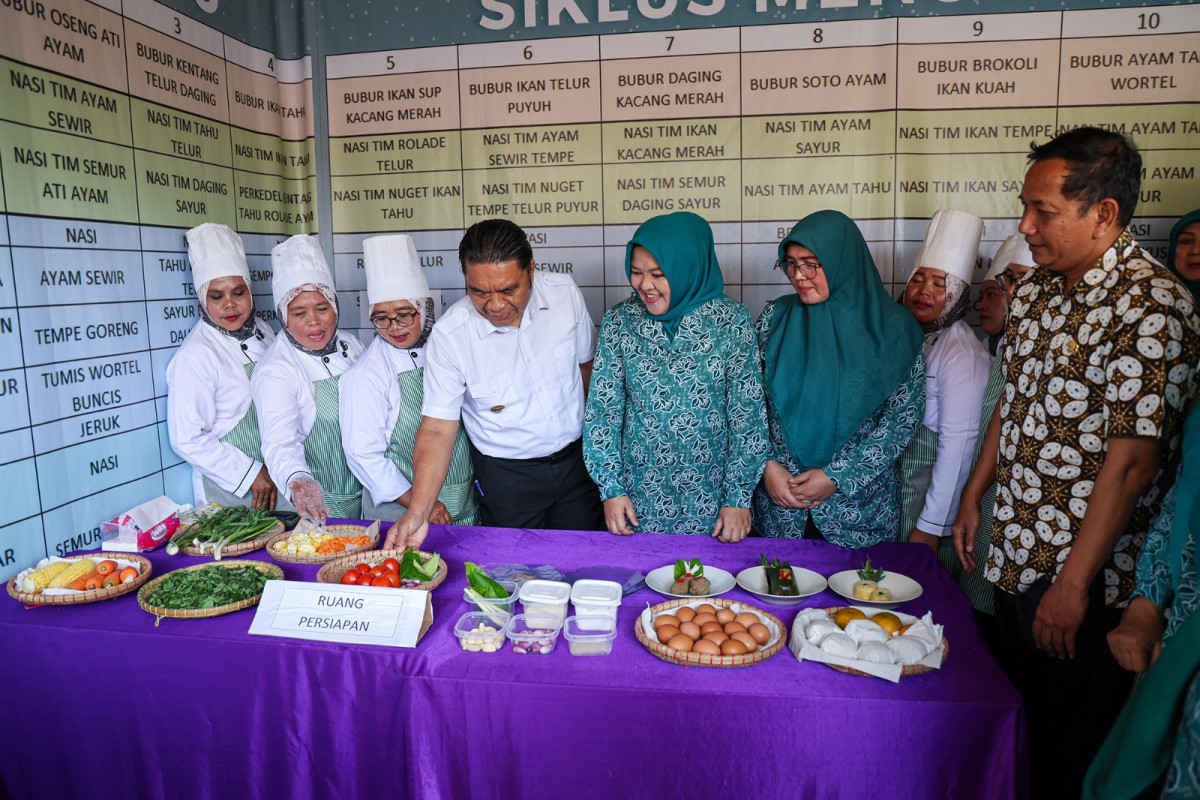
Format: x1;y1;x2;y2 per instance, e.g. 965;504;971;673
506;614;561;655
518;579;570;626
570;579;622;624
462;579;519;619
454;612;509;653
564;615;617;656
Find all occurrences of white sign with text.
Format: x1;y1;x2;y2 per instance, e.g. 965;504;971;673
248;580;432;647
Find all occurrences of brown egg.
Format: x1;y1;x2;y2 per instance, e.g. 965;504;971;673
699;621;723;636
720;639;749;656
656;625;681;644
695;603;718;616
748;623;771;645
734;612;760;629
653;614;679;630
723;621;747;635
674;607;696;623
732;632;758;652
679;621;702;640
715;608;736;624
692;639;721;656
666;633;694;652
692;613;719;627
702;631;729;645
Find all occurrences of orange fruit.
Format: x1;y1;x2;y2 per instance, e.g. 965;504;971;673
834;607;867;629
873;612;903;636
897;623;914;636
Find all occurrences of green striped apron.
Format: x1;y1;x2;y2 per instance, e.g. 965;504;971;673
201;362;265;507
938;355;1006;615
303;373;363;518
381;368;479;525
898;424;938;539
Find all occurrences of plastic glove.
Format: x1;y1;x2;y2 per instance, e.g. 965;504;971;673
288;476;329;524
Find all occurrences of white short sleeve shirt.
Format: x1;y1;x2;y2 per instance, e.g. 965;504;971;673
422;272;595;459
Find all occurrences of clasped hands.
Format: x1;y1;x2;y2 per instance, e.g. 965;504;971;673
763;461;836;511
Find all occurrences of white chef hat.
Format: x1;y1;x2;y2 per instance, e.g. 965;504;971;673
187;223;250;297
984;234;1035;283
911;209;984;285
271;234;335;314
363;234;430;307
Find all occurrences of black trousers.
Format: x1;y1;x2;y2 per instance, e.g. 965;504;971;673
468;439;604;531
992;580;1135;800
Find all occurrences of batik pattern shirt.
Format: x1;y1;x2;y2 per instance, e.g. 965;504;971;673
752;299;926;547
986;231;1200;606
584;295;768;536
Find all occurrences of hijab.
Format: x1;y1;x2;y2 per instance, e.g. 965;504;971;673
912;272;971;338
280;282;341;358
763;210;924;468
1167;209;1200;307
626;212;724;340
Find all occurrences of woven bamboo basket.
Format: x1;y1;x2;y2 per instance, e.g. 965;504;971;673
137;560;282;622
179;519;285;557
265;520;380;564
7;554;153;606
635;597;786;668
818;607;949;677
314;548;447;591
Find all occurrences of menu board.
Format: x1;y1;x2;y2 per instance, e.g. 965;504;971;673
0;0;1196;579
0;0;314;579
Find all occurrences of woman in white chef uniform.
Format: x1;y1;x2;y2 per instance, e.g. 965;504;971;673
898;209;992;551
252;234;365;521
167;223;282;509
339;234;480;524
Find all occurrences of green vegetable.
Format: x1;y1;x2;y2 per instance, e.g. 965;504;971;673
760;554;799;596
673;558;703;581
399;548;440;582
857;557;886;584
465;562;509;599
167;506;280;558
146;565;275;610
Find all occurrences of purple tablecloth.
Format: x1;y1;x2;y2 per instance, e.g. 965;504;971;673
0;525;1027;799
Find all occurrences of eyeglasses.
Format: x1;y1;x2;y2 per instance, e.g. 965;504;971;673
774;259;822;279
370;311;418;330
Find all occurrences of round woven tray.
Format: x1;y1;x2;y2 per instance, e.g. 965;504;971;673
820;607;949;677
265;521;380;564
137;560;283;621
635;597;786;668
314;548;447;591
7;554;153;606
179;519;284;557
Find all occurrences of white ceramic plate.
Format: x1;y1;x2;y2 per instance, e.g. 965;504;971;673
827;569;923;609
645;565;736;599
735;565;827;605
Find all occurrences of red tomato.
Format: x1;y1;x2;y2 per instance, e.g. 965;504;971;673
370;575;392;588
382;571;401;588
369;565;386;578
355;563;372;575
381;558;401;574
340;570;361;586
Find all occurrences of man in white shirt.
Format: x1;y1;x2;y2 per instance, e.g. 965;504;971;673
386;218;603;547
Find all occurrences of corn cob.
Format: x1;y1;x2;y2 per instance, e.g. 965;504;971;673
26;561;72;593
47;559;96;589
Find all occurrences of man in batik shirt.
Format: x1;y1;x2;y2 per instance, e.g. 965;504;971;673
951;126;1200;799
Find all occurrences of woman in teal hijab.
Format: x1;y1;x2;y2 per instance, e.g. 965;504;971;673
1167;209;1200;309
752;210;926;546
583;212;769;540
1086;399;1200;800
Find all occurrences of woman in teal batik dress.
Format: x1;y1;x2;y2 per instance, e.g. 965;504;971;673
584;212;768;541
752;210;926;547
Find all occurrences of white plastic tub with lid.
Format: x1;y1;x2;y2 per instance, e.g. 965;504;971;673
569;579;622;624
518;579;571;625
